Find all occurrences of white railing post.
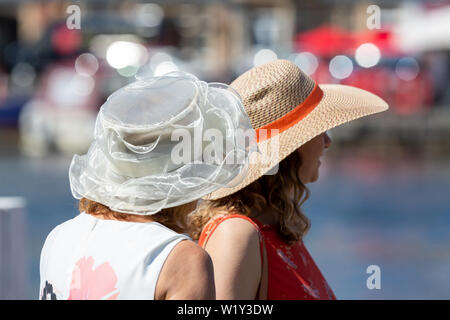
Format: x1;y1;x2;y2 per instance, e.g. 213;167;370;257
0;197;28;299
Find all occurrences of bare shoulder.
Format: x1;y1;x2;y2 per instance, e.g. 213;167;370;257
203;216;262;299
205;217;260;249
171;240;212;268
156;239;215;300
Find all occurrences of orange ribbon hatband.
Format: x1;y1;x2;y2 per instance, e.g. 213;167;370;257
256;83;324;143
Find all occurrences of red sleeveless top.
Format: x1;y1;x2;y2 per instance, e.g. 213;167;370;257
198;214;336;300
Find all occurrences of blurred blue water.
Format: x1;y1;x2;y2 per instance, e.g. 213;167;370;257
0;152;449;299
304;155;450;299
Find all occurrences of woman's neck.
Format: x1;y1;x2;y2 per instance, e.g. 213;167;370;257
252;207;279;226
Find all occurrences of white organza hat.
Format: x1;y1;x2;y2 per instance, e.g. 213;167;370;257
69;72;256;215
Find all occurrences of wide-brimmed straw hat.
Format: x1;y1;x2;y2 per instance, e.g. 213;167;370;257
69;72;255;215
204;59;389;200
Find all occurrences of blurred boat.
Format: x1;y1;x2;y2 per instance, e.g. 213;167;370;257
19;60;100;157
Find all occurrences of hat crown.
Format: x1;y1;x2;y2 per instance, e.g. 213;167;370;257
102;76;198;130
230;60;316;129
69;72;257;215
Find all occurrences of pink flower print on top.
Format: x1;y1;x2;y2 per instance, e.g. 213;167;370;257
68;256;119;300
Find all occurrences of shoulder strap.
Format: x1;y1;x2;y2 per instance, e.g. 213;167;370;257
198;214;267;299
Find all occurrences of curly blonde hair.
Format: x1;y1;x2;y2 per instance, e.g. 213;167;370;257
189;151;311;244
79;198;192;234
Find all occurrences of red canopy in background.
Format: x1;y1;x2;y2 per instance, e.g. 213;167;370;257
295;24;432;115
295;24;401;57
295;25;354;57
353;29;403;57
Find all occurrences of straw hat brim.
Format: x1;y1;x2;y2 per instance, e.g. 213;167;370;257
204;84;389;200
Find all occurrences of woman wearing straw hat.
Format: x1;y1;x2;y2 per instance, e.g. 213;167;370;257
190;60;389;299
39;72;255;300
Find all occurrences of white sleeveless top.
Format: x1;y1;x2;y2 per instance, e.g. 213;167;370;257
39;212;190;300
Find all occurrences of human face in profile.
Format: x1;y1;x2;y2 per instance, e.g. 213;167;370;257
297;132;332;184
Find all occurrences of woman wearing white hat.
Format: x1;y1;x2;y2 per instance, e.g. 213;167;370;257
190;60;389;299
39;72;255;300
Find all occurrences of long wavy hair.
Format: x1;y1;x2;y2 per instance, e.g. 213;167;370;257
189;150;311;244
79;198;191;234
